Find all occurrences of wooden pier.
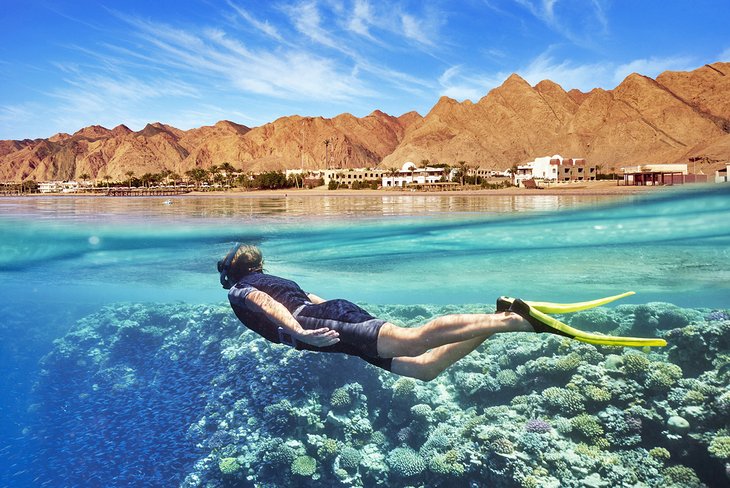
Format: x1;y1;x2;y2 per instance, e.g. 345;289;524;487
106;188;192;197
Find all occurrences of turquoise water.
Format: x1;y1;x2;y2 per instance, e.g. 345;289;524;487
1;186;729;487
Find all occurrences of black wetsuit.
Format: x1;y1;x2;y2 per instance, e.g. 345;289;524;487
228;272;392;370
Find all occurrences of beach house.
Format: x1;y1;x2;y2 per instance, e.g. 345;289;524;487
381;162;453;188
514;155;595;187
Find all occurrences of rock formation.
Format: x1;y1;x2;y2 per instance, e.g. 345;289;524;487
1;62;728;182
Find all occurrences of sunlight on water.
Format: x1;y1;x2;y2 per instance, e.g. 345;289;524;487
1;186;728;306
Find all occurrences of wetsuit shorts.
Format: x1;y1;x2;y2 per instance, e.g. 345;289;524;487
294;299;392;371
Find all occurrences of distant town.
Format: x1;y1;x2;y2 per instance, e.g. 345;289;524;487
1;155;727;195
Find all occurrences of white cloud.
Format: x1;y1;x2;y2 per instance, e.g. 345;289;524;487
286;1;340;50
0;104;36;126
437;65;508;101
401;13;434;47
227;1;284;42
720;47;730;61
519;53;611;91
119;15;369;102
513;0;610;45
612;56;696;85
348;0;374;38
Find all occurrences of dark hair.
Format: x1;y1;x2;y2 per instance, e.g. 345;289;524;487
228;245;264;283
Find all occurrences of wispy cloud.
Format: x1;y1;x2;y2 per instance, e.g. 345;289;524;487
519;52;610;91
513;0;609;46
348;0;375;39
438;65;505;101
227;1;284;42
612;56;696;85
0;104;36;126
400;13;434;47
121;14;369;102
285;1;343;51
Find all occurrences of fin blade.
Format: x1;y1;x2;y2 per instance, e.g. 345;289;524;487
525;291;635;314
527;304;666;348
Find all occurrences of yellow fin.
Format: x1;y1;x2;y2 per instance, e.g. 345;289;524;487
525;291;636;314
528;304;667;348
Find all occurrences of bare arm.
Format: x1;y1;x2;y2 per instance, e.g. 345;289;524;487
244;290;339;347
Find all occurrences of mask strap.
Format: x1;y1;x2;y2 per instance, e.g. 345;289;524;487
219;242;242;289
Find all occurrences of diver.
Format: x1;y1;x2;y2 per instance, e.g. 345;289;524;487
219;244;666;381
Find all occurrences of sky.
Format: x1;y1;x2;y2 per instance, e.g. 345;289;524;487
1;0;729;140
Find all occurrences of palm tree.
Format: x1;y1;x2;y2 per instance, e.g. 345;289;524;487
125;170;135;189
185;168;208;189
323;139;331;169
103;175;112;188
509;165;519;186
457;161;469;187
219;162;236;188
595;164;602;180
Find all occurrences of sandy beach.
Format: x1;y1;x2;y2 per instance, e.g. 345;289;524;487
187;180;668;198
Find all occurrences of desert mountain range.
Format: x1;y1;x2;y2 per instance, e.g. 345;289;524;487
1;62;729;182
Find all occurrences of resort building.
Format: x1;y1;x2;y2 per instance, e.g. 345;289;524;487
715;164;729;183
381;162;454;188
513;155;595;187
620;163;707;185
286;168;388;186
39;181;83;193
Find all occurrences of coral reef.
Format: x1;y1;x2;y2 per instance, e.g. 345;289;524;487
29;301;729;487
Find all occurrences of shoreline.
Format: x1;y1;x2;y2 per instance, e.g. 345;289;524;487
5;181;675;198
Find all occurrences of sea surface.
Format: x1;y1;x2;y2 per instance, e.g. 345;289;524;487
1;187;728;487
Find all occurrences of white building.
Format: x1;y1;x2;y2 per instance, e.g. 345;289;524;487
715;164;729;183
514;155;595;186
39;181;63;193
381;162;453;188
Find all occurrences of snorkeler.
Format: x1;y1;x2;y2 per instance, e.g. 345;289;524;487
219;244;666;381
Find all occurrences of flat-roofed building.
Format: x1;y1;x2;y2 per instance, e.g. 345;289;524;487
514;155;595;186
382;162;453;188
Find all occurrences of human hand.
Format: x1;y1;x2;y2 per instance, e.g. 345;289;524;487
296;328;340;347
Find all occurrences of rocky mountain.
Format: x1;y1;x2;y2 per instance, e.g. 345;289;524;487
1;62;728;182
380;62;730;174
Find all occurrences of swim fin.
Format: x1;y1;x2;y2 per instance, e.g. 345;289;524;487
509;298;667;348
496;291;635;314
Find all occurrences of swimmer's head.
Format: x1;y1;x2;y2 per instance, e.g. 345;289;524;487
230;244;264;279
218;244;264;289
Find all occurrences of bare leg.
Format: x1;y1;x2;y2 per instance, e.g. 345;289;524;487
377;312;531;359
391;334;490;381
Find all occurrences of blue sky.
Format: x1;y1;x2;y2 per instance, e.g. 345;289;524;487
1;0;728;140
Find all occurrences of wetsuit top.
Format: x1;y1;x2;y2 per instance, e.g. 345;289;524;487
227;272;311;343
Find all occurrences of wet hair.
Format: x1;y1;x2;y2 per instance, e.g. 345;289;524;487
228;245;264;282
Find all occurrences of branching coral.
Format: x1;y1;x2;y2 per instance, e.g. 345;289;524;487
570;414;605;444
218;457;240;475
330;387;352;410
708;435;730;460
291;455;317;477
386;447;426;478
541;387;585;415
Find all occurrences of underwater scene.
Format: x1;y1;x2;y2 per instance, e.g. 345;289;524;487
1;187;729;488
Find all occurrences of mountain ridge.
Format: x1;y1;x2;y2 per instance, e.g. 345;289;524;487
1;62;728;182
